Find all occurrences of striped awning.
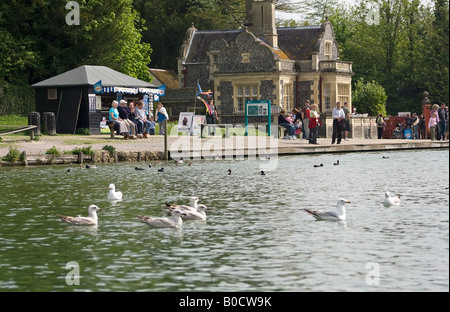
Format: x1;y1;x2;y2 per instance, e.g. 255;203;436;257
102;86;162;95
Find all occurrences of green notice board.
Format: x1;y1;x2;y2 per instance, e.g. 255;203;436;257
245;100;271;136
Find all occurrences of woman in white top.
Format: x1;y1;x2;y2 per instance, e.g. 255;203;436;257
156;102;169;135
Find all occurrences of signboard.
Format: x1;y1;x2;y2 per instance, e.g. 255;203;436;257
245;100;271;136
192;115;206;135
177;112;194;133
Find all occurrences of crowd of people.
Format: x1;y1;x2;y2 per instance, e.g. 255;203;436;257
277;100;448;143
108;99;164;139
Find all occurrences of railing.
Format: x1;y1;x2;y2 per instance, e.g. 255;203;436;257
319;61;352;73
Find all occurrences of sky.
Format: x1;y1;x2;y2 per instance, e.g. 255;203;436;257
276;0;436;22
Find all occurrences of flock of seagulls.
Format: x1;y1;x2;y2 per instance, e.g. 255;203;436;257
59;155;409;227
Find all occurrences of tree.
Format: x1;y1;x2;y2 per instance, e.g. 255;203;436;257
352;78;388;116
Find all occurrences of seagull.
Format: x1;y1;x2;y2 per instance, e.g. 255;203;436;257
57;205;102;226
384;192;401;207
164;196;200;212
137;209;186;228
158;167;164;172
175;159;184;164
302;198;351;221
228;169;232;175
167;204;210;221
313;164;324;168
107;183;123;200
333;160;340;165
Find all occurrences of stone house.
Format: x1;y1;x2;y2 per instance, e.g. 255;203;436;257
166;0;353;125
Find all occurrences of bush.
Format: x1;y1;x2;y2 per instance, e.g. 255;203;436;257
2;146;21;162
352;78;388;116
71;145;94;156
75;127;90;135
45;146;60;156
102;145;116;157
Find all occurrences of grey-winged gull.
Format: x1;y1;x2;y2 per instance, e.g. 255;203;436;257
57;205;102;226
137;209;186;228
107;183;123;200
302;198;351;221
383;191;401;207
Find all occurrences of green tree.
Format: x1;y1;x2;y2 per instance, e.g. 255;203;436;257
352;78;388;116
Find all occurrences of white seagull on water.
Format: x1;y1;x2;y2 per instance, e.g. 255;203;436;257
57;205;102;226
137;209;186;228
302;198;351;221
167;204;210;220
164;196;200;212
107;183;123;200
383;192;401;207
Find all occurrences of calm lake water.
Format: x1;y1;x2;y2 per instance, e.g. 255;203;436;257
0;149;448;292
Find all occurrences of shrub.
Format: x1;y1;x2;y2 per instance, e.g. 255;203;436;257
102;145;116;157
75;127;90;135
45;146;60;156
71;145;95;156
2;146;21;162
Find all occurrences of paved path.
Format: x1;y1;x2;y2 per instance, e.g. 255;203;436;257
1;134;448;159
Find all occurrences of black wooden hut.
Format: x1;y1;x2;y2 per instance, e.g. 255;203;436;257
32;65;159;134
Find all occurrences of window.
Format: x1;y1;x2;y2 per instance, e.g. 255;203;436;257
337;84;350;105
48;88;57;100
236;85;259;113
283;84;293;112
325;41;332;60
324;84;331;110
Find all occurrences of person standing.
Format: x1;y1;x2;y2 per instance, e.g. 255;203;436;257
308;104;320;144
206;99;218;136
411;112;419;139
331;102;345;144
437;102;448;141
428;112;438;141
301;100;311;140
418;113;426;139
430;104;440;140
156;102;169;135
342;102;351;141
376;113;384;139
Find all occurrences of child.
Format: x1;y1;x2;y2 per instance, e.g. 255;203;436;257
428;112;438;141
149;117;156;135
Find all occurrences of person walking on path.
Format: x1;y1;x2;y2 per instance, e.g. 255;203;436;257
331;102;345;144
438;103;448;141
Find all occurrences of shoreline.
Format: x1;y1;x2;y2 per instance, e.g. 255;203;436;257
1;134;448;167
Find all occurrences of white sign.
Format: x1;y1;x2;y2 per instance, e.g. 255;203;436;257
177;112;194;132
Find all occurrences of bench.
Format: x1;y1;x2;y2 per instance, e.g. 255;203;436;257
0;125;38;140
107;121;119;139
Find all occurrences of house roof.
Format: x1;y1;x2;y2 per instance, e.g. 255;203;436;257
183;25;323;64
149;68;179;89
32;65;157;88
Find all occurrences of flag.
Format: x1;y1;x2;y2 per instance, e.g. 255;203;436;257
93;80;103;94
196;82;202;96
197;96;212;114
157;84;166;96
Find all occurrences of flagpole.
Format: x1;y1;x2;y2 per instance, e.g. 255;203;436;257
194;79;199;115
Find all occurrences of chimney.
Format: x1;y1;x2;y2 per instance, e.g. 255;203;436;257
245;0;278;48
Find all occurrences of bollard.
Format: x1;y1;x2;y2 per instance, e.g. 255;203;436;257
43;112;56;135
28;112;41;136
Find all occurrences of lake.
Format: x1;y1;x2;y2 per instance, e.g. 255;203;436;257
0;149;448;291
